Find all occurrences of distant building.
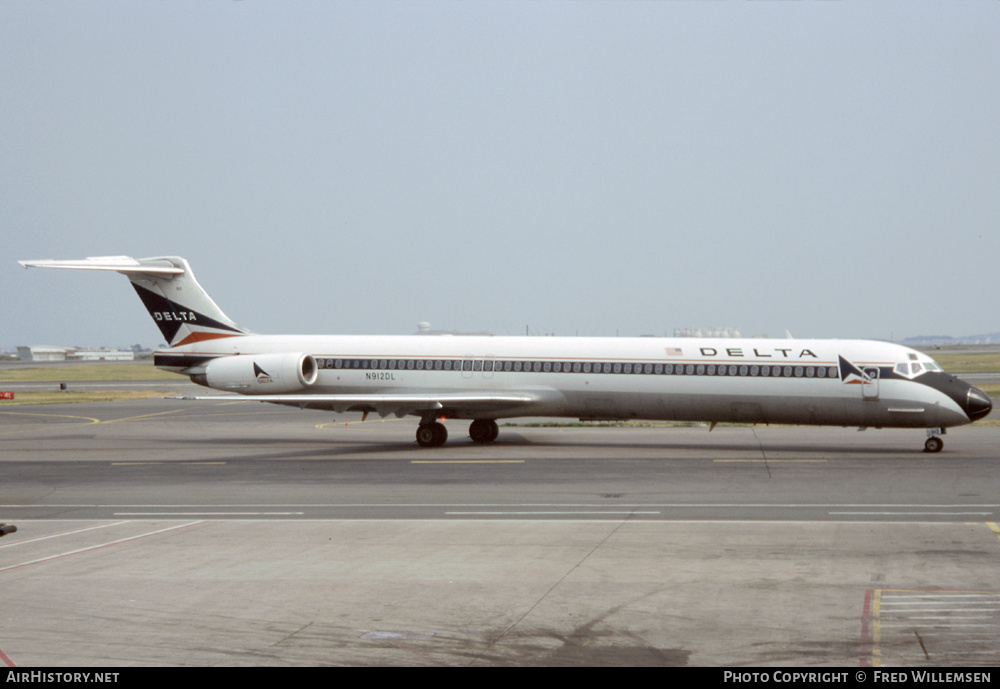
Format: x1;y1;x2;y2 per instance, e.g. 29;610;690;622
903;333;1000;347
17;346;71;361
414;322;494;337
16;346;135;362
71;348;135;361
674;327;741;338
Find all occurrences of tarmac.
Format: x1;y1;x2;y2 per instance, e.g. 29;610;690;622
0;397;998;666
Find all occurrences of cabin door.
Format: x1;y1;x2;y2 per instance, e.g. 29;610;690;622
862;366;880;400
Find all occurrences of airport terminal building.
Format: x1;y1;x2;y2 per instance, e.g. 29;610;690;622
16;346;135;362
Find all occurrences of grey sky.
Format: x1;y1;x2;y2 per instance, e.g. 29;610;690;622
3;1;998;349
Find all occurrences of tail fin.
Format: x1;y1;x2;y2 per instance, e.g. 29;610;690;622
19;255;251;347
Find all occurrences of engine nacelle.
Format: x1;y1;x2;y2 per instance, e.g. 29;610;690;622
201;353;318;394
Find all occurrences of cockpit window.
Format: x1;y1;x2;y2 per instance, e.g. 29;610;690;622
896;359;942;377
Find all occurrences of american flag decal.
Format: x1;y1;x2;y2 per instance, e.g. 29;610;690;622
665;347;683;356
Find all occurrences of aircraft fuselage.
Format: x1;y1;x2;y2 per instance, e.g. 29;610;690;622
158;333;983;430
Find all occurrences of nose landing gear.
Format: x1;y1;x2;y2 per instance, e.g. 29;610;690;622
924;428;944;453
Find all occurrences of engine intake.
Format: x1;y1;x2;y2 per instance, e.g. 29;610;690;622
201;353;318;394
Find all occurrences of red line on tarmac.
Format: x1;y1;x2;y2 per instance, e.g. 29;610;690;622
860;588;873;667
0;646;16;667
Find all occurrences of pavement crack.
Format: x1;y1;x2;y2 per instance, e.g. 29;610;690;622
751;426;771;477
473;516;633;664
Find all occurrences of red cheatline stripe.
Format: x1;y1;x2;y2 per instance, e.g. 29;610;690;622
172;331;242;347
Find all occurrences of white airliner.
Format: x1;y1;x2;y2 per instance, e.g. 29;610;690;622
19;255;992;452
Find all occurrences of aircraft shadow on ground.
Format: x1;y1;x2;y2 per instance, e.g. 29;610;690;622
160;431;925;461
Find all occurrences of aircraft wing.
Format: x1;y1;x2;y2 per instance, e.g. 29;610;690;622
178;391;540;418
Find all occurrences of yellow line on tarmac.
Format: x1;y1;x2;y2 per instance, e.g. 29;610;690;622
96;409;187;424
0;410;100;423
988;522;1000;543
111;462;226;466
0;408;185;426
713;459;827;463
315;418;409;430
0;410;102;435
411;460;525;465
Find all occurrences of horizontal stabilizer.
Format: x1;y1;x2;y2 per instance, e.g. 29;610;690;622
19;256;184;275
19;255;250;346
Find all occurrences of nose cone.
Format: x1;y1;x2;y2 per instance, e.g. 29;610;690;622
965;386;993;422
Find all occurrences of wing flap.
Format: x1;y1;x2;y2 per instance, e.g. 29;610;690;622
177;392;538;418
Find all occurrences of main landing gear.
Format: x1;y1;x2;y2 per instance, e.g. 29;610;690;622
415;419;499;447
923;428;945;453
469;419;499;444
416;421;448;448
